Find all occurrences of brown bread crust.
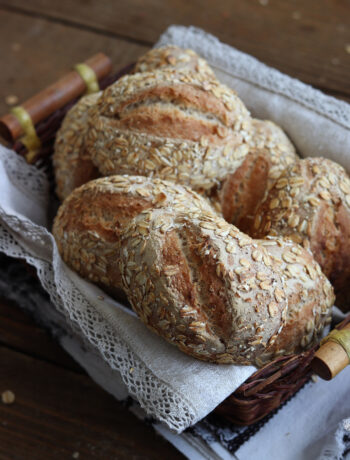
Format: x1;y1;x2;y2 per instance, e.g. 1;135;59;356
249;157;350;311
133;45;216;78
53;93;101;201
211;120;297;227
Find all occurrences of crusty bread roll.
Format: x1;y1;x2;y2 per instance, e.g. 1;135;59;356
249;157;350;311
53;175;214;289
134;45;216;78
211;119;297;224
53;92;101;201
53;175;334;366
86;67;252;192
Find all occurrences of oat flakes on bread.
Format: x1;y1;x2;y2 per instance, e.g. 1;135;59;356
53;175;334;365
53;92;101;201
249;157;350;311
133;45;216;78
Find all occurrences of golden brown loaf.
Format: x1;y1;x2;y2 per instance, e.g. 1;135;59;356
86;67;252;191
53;175;334;366
249;157;350;311
53;93;101;201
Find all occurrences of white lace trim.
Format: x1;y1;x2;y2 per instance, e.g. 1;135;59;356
0;150;196;432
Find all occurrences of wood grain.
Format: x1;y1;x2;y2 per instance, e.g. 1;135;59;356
0;345;184;459
0;298;83;373
0;0;349;98
0;9;148;116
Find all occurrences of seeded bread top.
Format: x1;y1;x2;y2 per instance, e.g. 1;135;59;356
134;45;216;78
86;68;252;193
250;157;350;310
53;92;101;200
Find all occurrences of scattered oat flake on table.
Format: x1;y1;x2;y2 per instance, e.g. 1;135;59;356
72;452;80;459
345;44;350;54
11;42;21;52
259;0;268;5
5;95;19;106
1;390;15;404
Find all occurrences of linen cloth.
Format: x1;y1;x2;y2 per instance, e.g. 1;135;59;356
1;24;350;458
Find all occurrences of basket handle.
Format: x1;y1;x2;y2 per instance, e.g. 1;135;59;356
0;53;112;143
311;322;350;380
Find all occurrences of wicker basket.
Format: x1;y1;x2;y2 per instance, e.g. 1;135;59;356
5;63;350;427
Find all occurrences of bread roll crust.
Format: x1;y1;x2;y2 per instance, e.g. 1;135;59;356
212;120;297;226
134;45;216;78
86;68;252;193
250;157;350;311
53;93;101;200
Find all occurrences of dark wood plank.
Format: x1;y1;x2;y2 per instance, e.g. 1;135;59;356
0;0;349;98
0;346;184;459
0;9;148;116
0;297;83;373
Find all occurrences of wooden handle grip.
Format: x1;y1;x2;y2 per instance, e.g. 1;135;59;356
311;322;350;380
0;53;112;141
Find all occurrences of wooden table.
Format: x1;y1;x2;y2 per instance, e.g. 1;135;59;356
0;1;349;458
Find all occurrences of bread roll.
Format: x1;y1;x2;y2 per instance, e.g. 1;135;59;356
86;67;252;193
54;48;296;213
211;120;297;225
134;45;216;78
53;175;214;289
53;175;334;365
53;93;101;200
249;157;350;311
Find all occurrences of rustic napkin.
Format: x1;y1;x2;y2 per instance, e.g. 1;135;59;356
0;24;350;445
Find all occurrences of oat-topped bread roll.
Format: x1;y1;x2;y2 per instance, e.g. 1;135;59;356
53;93;101;200
134;45;216;78
211;119;297;224
53;175;334;366
53;175;214;289
249;157;350;311
86;67;252;194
